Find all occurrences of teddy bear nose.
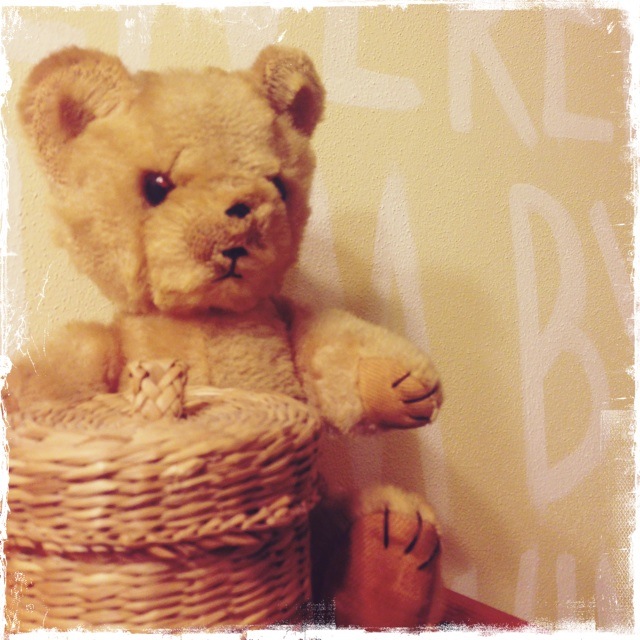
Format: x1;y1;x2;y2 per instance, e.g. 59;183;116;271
222;246;248;261
225;202;251;219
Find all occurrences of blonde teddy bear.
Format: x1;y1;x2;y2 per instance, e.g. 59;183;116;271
7;45;445;627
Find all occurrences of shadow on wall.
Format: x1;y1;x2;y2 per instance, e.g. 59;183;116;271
292;235;527;603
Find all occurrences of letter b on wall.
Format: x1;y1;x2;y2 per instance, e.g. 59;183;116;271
510;184;609;510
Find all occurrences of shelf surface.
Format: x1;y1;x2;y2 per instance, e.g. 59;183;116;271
441;588;527;628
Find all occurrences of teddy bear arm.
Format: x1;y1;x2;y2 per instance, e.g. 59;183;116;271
287;305;442;432
4;321;123;411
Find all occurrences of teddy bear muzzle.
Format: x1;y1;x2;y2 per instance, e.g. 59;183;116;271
147;181;294;311
182;179;287;267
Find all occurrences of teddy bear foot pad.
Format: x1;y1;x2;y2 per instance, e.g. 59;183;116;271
332;497;446;628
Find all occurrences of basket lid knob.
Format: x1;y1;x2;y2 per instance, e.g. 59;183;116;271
125;360;188;420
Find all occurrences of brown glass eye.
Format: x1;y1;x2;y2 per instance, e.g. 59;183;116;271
270;176;287;201
142;172;175;206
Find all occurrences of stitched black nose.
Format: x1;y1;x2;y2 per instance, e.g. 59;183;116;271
222;246;248;260
225;203;251;219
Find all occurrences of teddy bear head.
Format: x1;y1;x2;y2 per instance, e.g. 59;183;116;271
19;46;325;314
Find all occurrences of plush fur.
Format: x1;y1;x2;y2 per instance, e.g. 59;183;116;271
7;46;446;627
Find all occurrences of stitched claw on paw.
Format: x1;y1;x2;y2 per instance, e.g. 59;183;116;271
403;511;422;554
382;508;441;569
359;357;443;428
417;538;441;570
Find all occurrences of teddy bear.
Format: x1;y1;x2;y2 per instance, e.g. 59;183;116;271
6;45;446;628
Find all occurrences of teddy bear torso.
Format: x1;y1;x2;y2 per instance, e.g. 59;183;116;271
117;299;305;400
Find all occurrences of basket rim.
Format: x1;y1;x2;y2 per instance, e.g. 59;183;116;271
8;387;321;551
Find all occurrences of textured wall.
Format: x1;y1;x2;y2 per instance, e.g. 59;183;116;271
2;5;634;628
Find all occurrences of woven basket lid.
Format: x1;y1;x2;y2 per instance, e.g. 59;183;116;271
8;386;321;556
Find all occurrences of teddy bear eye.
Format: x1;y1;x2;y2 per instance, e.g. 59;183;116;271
270;176;287;202
142;171;175;207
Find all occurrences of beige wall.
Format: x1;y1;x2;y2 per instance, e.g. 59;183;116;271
2;5;634;628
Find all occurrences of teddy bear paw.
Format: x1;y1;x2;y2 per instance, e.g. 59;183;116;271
359;356;442;428
333;494;445;628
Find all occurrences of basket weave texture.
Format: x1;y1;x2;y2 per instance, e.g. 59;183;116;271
6;362;321;632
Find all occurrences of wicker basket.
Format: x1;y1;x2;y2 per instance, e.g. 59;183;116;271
5;361;321;632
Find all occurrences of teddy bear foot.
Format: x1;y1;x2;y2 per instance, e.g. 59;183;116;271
332;486;446;629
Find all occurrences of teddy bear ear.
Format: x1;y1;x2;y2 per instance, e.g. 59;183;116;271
252;45;325;137
19;47;136;180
